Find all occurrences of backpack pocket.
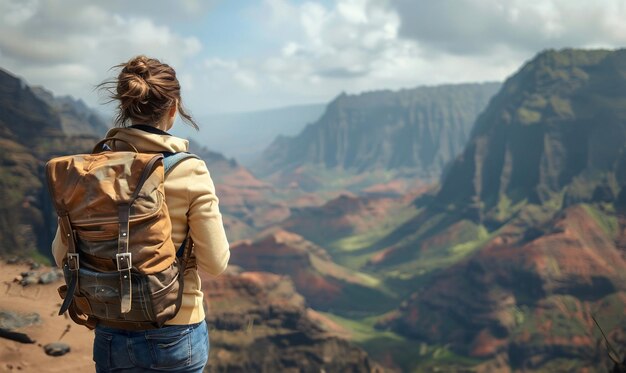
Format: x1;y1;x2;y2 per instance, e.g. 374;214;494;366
64;262;182;326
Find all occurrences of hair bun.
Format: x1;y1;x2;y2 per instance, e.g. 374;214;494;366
126;56;150;77
125;75;149;101
102;55;197;129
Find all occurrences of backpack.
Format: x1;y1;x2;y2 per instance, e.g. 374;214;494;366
45;137;198;329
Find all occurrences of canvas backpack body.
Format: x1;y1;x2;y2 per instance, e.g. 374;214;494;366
45;138;197;329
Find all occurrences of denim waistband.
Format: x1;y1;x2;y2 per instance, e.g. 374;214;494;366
96;320;205;337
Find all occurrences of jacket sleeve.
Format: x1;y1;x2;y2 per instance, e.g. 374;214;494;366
51;223;68;268
186;160;230;276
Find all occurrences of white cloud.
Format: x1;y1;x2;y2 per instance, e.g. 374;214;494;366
392;0;626;55
1;0;38;26
98;0;219;22
0;0;203;111
256;0;407;83
234;71;258;89
204;58;258;90
205;58;238;70
337;0;369;24
198;0;626;112
198;0;427;110
2;0;626;115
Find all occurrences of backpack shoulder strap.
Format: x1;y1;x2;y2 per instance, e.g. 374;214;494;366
162;152;200;260
163;152;199;176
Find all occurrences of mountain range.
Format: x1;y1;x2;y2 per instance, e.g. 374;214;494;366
357;49;626;371
3;48;625;371
227;49;626;371
255;82;500;194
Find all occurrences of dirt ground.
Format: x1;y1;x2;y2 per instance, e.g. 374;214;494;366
0;263;94;372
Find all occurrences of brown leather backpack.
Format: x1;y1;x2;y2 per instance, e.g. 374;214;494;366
46;138;197;329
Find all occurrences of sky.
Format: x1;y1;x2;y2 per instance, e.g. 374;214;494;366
1;0;626;115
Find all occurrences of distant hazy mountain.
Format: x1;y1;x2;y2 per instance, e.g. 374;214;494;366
31;86;109;136
171;103;326;165
256;83;501;183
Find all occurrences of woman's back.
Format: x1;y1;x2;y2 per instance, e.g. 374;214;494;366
104;125;230;325
51;55;229;372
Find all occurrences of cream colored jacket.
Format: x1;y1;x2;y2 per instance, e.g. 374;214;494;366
52;126;230;325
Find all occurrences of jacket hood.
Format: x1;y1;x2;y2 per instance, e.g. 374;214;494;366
106;127;189;153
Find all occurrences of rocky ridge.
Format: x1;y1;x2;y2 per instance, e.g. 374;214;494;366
369;49;626;371
202;268;378;372
230;229;395;315
0;68;97;259
257;82;500;187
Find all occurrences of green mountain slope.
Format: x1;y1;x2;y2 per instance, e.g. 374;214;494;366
438;49;626;224
366;49;626;371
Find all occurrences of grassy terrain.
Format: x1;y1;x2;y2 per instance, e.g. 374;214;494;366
323;214;497;311
381;220;491;280
581;203;619;239
327;206;421;269
320;312;485;372
330;213;413;253
510;296;589;341
308;253;401;317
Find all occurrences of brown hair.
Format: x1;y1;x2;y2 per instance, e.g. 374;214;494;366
99;55;198;130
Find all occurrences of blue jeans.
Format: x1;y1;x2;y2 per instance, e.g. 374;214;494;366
93;321;209;372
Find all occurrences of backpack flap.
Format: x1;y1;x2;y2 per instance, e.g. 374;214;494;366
46;151;178;274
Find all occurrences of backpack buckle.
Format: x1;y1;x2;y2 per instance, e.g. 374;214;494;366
116;253;132;271
67;253;79;271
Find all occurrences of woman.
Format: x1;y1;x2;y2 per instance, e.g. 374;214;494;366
51;55;230;372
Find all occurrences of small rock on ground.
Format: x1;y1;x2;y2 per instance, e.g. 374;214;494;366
38;270;61;284
0;311;41;330
43;342;71;357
